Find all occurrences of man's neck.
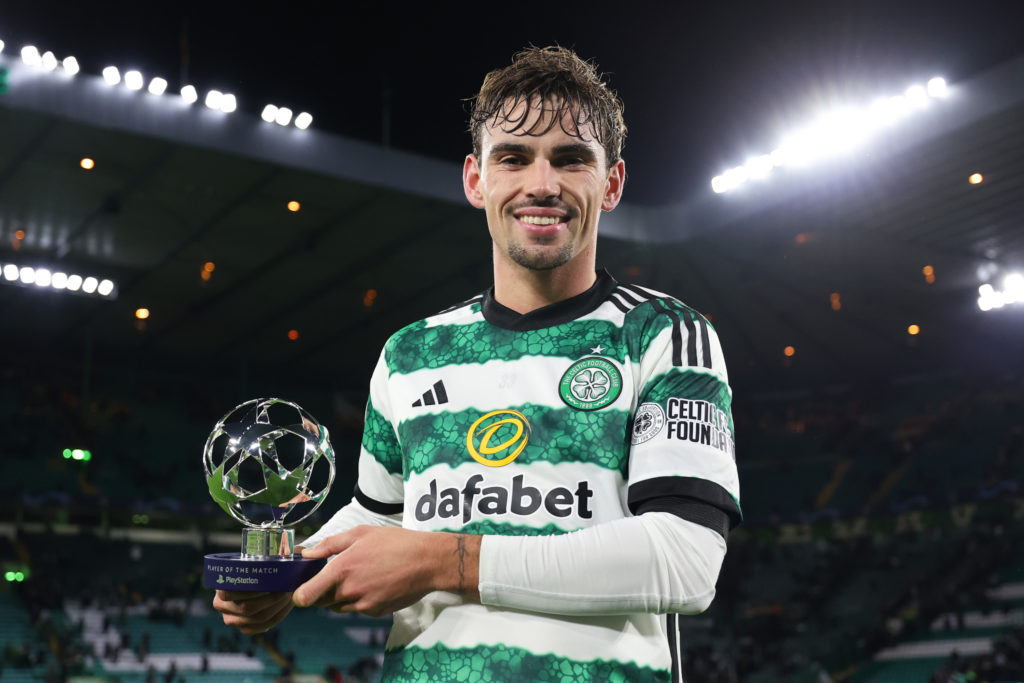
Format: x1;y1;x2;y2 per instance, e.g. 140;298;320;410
491;246;598;314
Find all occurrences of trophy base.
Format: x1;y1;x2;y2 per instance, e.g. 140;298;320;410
203;552;326;592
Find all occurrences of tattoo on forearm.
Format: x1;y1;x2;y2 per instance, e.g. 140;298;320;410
454;535;468;595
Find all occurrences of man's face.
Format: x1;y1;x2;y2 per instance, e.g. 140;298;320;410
463;100;625;273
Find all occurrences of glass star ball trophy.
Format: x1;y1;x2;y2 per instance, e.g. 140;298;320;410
202;398;336;592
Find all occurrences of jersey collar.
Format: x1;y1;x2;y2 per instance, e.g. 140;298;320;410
482;269;619;331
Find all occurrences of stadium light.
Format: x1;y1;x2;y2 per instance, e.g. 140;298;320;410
21;45;41;67
1;263;116;298
261;104;278;122
62;56;80;76
927;77;948;98
40;51;58;71
978;273;1024;311
204;89;223;110
275;106;293;126
148;77;168;95
0;40;5;55
294;112;313;130
102;66;121;86
904;84;928;108
711;75;951;194
180;85;198;104
124;70;144;91
220;93;237;113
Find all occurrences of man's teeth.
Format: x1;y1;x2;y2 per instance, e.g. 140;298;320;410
518;215;562;225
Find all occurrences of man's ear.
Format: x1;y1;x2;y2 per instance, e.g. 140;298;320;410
463;154;485;209
601;159;626;211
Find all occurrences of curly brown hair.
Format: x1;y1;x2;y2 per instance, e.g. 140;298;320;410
467;46;626;169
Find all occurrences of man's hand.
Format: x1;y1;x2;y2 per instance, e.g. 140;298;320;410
293;526;481;617
213;590;294;634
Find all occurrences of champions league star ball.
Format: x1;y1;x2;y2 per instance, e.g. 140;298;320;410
203;398;336;528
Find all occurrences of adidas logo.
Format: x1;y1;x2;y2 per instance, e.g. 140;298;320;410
412;380;448;407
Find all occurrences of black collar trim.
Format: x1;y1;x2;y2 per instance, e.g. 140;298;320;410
482;269;619;331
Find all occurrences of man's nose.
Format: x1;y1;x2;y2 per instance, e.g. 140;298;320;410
525;160;559;199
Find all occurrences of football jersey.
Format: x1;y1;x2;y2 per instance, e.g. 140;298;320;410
354;270;741;682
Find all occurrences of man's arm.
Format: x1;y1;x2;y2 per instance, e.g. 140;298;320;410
291;510;723;617
294;526;481;616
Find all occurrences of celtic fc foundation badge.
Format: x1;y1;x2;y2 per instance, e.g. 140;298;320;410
559;357;623;411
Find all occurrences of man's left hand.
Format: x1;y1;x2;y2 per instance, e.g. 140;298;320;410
293;526;480;617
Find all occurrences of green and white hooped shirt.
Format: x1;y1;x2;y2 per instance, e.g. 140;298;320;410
354;270;741;683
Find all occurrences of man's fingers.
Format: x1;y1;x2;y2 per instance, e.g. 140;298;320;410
217;590;270;602
224;598;293;635
300;529;359;559
215;591;290;619
293;564;340;608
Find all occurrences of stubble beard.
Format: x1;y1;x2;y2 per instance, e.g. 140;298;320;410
506;242;575;271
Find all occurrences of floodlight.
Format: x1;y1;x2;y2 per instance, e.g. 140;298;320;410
275;107;293;126
21;45;41;67
66;274;82;291
711;176;728;194
0;40;5;55
205;89;223;110
181;85;198;104
51;272;68;289
979;283;995;297
261;104;278;122
1005;273;1024;303
926;77;947;98
19;267;35;284
82;276;98;294
220;93;237;113
40;51;58;71
723;166;748;189
744;154;773;179
148;77;168;95
34;269;51;287
3;264;18;281
62;56;80;76
124;70;144;91
102;66;121;86
294;112;313;130
905;84;928;108
97;279;114;296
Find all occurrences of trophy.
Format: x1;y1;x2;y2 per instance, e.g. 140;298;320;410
202;398;335;592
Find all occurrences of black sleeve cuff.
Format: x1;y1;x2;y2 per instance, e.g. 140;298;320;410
634;496;731;540
628;476;742;538
354;485;404;516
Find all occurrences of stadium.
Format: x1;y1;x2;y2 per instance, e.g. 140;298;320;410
0;4;1022;682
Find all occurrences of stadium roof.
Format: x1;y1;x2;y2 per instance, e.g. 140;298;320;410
0;45;1022;396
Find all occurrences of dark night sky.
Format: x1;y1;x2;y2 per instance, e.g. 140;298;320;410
2;1;1022;203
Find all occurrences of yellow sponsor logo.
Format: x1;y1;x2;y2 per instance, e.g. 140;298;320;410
466;409;531;467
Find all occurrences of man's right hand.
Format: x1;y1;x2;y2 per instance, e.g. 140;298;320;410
213;590;294;634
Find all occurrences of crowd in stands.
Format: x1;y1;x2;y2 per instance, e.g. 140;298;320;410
931;627;1024;682
2;363;1022;681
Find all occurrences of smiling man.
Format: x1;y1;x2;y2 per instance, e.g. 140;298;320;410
214;46;741;682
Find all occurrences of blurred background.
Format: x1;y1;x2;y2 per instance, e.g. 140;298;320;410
0;2;1022;681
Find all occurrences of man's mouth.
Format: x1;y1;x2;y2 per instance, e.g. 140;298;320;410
518;215;563;226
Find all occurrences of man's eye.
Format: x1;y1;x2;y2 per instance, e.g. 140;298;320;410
499;156;524;165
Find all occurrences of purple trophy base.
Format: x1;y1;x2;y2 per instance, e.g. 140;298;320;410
203;552;326;592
